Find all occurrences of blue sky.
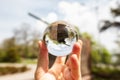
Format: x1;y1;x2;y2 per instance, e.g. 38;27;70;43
0;0;119;51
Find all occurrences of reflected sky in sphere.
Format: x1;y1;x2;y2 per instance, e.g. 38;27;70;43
43;21;78;56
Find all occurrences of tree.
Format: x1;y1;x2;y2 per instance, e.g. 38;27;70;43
13;23;41;58
99;1;120;32
0;37;21;62
99;1;120;64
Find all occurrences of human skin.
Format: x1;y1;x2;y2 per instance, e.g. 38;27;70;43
35;40;82;80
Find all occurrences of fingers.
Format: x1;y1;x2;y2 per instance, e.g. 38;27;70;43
38;41;49;71
65;40;82;80
69;54;81;80
63;67;73;80
49;56;66;79
63;54;81;80
72;40;82;59
66;40;82;65
35;41;49;79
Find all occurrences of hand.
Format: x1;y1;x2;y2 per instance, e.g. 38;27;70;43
35;40;82;80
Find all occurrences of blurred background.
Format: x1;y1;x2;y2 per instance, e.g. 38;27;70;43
0;0;120;80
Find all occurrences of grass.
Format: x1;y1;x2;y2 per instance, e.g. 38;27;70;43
20;58;37;64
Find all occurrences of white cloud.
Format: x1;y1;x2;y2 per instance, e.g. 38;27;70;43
109;0;120;9
58;1;98;36
46;12;58;23
35;12;58;39
100;31;118;51
57;1;118;51
36;21;47;36
0;0;119;51
0;0;58;41
58;1;87;16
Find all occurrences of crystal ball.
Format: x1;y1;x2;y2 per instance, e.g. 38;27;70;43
43;21;78;56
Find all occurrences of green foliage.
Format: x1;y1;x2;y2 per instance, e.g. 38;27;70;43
0;48;21;62
101;48;111;64
13;23;40;59
0;38;21;62
0;49;6;62
91;49;102;64
91;46;111;64
0;23;41;63
81;32;111;64
92;48;111;64
0;37;38;63
3;48;21;62
82;32;92;40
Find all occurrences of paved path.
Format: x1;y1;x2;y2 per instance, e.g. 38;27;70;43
0;64;37;80
0;63;94;80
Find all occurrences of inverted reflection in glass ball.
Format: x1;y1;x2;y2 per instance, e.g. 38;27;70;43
43;21;78;56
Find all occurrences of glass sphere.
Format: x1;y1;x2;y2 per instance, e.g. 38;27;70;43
43;21;78;56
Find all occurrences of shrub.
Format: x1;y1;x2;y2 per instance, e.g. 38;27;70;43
0;48;21;63
0;66;29;75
